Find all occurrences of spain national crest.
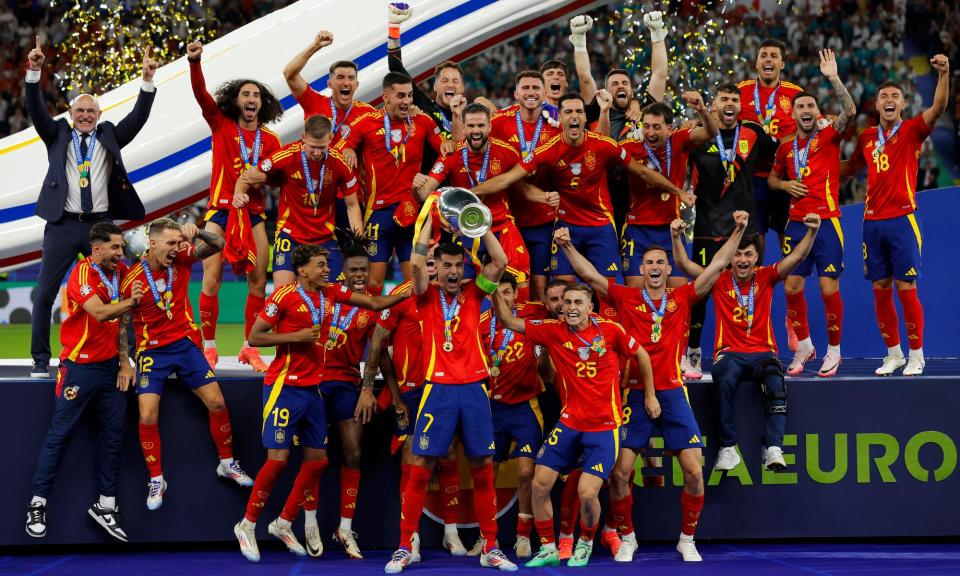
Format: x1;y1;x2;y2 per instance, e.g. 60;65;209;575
63;386;79;400
275;429;286;445
667;299;678;313
779;95;792;113
490;158;502;174
419;435;430;451
584;151;597;170
357;312;369;328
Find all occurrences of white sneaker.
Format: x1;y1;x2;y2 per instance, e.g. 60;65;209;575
411;532;421;563
676;536;702;561
335;527;363;559
787;344;816;376
875;355;906;376
443;531;467;555
764;446;786;471
713;446;741;471
514;535;532;558
480;547;519;571
904;354;925;376
234;520;260;563
385;548;412;573
614;536;638;562
682;350;703;380
146;479;167;510
217;460;254;487
268;518;306;556
818;350;842;378
305;521;323;557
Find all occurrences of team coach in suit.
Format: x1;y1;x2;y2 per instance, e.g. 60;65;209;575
25;36;158;377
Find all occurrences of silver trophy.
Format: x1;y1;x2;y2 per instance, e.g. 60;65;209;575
123;225;150;259
436;187;492;239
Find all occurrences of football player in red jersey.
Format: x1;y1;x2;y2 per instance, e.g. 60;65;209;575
621;95;717;288
27;223;142;542
339;71;445;295
186;41;283;372
540;60;569;109
233;243;408;562
238;115;363;287
493;283;652;568
673;215;820;473
843;54;951;377
769;49;857;378
384;217;517;573
120;218;253;511
557;211;750;563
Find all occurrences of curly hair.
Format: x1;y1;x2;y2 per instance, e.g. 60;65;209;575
213;79;283;125
336;227;370;260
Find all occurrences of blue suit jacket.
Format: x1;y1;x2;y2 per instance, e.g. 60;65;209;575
24;79;155;222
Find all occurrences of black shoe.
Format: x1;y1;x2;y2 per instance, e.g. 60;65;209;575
26;501;46;538
88;503;128;542
30;360;49;379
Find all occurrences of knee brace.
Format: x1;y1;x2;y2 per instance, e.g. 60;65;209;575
758;358;787;415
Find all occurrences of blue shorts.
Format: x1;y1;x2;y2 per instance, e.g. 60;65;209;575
782;218;844;278
413;382;494;458
203;209;266;230
620;387;704;452
550;221;622;279
754;176;789;235
492;398;545;462
273;233;343;280
520;222;554;277
319;380;360;423
365;204;413;264
621;224;680;277
394;386;424;436
135;338;216;395
261;384;328;450
536;422;619;480
863;214;923;282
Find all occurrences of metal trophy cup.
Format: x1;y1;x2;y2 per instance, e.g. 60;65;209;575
435;187;493;239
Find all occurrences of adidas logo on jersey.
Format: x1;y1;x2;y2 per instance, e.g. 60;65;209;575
564;342;574;350
447;497;459;506
905;267;918;276
591;463;604;473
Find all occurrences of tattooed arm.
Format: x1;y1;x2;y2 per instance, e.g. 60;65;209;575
820;49;856;133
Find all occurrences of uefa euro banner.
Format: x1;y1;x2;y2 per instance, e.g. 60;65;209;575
3;371;956;545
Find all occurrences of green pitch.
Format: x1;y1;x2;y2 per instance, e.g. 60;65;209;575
0;323;252;359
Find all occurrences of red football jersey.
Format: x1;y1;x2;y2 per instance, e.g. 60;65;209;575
606;280;697;391
190;62;282;214
737;78;804;176
773;125;843;220
480;303;543;405
339;110;444;211
416;280;491;385
428;139;521;229
712;266;782;354
259;284;328;387
853;115;932;220
121;245;201;353
320;289;377;384
262;143;359;244
377;281;425;390
295;87;375;146
491;110;559;228
622;129;697;226
60;259;129;363
521;132;632;227
525;318;639;432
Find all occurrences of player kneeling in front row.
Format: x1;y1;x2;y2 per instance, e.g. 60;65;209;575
673;214;820;472
385;217;517;573
493;283;653;568
556;210;750;562
121;218;252;511
234;244;407;562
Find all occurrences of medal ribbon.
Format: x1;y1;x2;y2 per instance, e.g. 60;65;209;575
753;80;780;130
462;145;491;187
438;108;453;134
488;310;515;371
300;149;328;214
642;135;672;177
438;288;461;345
875;120;902;157
569;318;607;356
716;122;741;186
236;125;262;170
141;260;174;318
730;271;755;335
641;288;668;342
327;302;359;347
71;129;96;182
792;127;819;183
331;103;353;139
515;110;545;160
383;113;412;164
89;260;119;303
296;284;325;326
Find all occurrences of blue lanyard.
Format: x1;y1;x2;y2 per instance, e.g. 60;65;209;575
515;110;545;160
438;288;461;345
792;128;819;183
642;135;672;177
874;120;902;158
331;103;353;139
488;310;515;370
730;272;755;336
327;302;359;346
438;107;453;134
296;284;325;327
462;145;491;187
641;288;667;343
141;260;174;319
237;125;262;169
753;80;779;129
300;149;328;215
70;129;96;178
716;122;741;182
569;318;606;358
383;112;412;165
89;260;118;304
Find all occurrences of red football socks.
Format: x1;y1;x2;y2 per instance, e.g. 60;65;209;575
244;459;286;523
899;288;924;350
608;494;634;535
579;517;598;543
280;459;328;522
517;514;533;538
558;469;582;535
785;290;810;341
680;491;704;536
873;287;900;347
244;294;266;339
470;463;498;552
535;518;556;545
398;464;432;550
198;291;219;342
340;467;361;519
138;423;162;477
438;458;461;525
207;408;233;459
822;290;844;346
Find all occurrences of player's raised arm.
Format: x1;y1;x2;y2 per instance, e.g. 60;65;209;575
410;214;433;296
778;213;821;280
492;286;526;333
283;30;334;99
553;227;609;297
182;224;225;260
670;219;705;279
693;211;749;298
569;15;598;104
595;88;613;137
644;11;669;102
479;229;508;287
820;49;856;133
685;91;719;144
922;54;950;128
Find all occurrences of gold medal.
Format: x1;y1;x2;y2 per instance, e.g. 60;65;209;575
78;177;89;188
651;330;661;343
443;341;454;352
165;309;173;320
325;340;336;350
872;148;881;161
490;366;500;377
